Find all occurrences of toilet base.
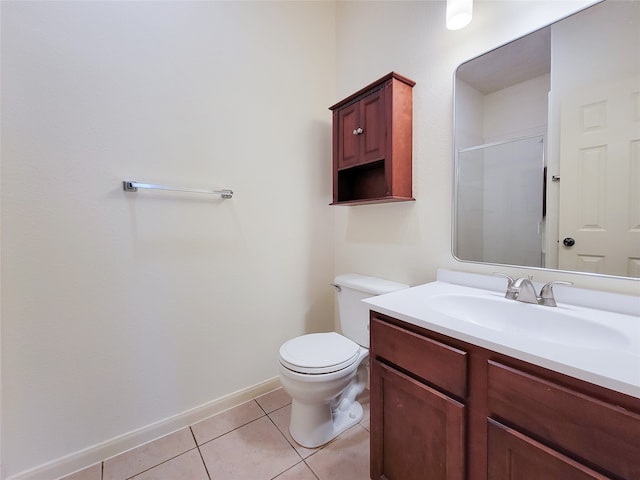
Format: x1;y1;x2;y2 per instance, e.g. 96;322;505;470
279;343;369;449
289;398;364;448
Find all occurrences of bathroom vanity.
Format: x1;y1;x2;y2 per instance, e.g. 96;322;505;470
366;271;640;480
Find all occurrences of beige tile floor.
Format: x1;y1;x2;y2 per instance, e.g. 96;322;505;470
60;388;370;480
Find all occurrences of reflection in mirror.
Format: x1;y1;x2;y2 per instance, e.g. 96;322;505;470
453;0;640;279
456;136;545;267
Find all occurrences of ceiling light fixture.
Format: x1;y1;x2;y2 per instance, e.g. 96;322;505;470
446;0;473;30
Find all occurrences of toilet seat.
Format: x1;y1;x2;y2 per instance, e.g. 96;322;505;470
279;332;361;374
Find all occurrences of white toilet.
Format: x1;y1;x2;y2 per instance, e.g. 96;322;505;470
278;273;409;448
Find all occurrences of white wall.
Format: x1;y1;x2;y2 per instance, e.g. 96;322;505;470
483;74;549;142
333;0;639;294
453;79;484;261
0;1;335;478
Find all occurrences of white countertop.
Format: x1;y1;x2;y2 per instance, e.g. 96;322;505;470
363;270;640;399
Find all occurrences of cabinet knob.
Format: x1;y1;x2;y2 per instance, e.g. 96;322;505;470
352;127;364;135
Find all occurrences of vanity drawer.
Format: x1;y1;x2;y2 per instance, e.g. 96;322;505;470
370;316;467;399
487;361;640;480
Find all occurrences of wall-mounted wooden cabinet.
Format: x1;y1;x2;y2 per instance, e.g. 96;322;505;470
330;72;415;205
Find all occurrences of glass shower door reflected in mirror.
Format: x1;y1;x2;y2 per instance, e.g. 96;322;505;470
456;135;545;268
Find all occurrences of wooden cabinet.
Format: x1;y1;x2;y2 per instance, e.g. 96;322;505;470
370;316;466;480
369;312;640;480
330;72;415;205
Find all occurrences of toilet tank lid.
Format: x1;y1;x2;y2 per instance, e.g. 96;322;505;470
334;274;409;295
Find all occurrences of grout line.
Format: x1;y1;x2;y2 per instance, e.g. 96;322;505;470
196;446;212;480
255;398;268;416
268;460;319;480
122;447;199;480
195;401;266;448
303;459;321;480
191;427;213;480
263;405;330;467
188;426;198;445
264;410;304;459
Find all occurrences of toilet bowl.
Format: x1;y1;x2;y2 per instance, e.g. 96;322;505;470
279;332;369;448
278;274;409;448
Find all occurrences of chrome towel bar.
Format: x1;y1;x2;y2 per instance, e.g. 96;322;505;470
122;181;233;199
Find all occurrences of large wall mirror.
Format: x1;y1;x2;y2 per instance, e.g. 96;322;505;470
453;0;640;279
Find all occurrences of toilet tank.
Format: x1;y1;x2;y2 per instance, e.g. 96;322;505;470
334;274;409;348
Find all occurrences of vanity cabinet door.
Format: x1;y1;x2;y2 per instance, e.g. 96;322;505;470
488;420;611;480
371;359;465;480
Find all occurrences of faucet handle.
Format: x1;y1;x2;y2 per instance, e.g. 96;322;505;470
539;281;573;307
493;272;514;285
493;273;517;299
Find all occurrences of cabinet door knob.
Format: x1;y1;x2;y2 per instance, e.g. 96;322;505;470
352;127;364;135
563;237;575;247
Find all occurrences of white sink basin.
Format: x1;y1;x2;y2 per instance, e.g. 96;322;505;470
425;293;631;350
363;274;640;398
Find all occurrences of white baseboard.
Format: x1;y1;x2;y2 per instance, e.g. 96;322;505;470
7;377;282;480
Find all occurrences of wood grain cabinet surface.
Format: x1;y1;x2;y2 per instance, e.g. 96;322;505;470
487;419;611;480
329;72;415;205
369;312;640;480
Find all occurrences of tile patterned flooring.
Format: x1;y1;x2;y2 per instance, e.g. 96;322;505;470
60;388;370;480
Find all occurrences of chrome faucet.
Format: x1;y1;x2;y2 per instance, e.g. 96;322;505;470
494;273;572;307
511;277;539;304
